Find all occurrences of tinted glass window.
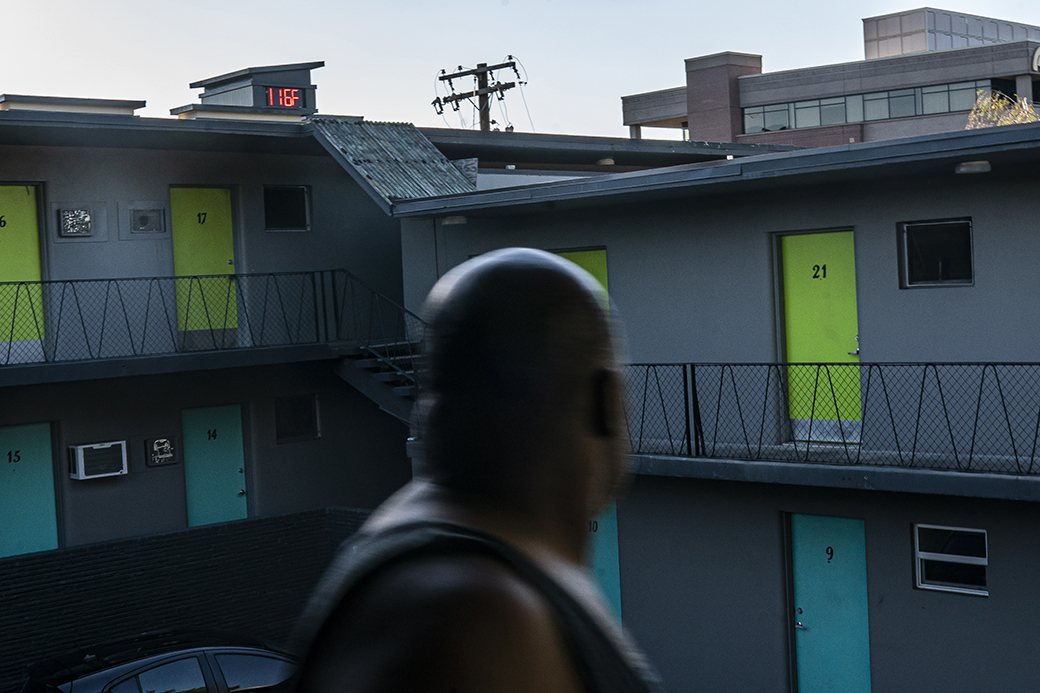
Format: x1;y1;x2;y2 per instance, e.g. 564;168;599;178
795;104;820;128
903;220;972;285
264;186;309;230
109;678;141;693
763;106;789;131
863;93;889;121
918;526;986;557
889;90;916;118
949;83;981;111
819;99;845;126
922;89;949;115
744;108;764;134
137;658;207;693
216;654;295;691
921;559;987;588
845;95;864;123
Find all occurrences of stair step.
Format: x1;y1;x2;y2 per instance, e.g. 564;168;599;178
393;385;417;398
354;356;416;370
337;343;421;359
373;371;410;383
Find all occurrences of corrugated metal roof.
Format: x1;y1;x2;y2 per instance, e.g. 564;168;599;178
310;117;475;211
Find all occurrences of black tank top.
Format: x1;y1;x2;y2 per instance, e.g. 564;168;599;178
293;520;666;693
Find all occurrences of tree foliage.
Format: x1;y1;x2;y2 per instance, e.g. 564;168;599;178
966;91;1040;129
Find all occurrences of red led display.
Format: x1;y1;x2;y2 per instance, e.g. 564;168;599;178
266;87;304;109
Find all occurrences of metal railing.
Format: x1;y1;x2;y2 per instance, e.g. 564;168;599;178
625;363;1040;476
327;269;425;385
0;270;424;379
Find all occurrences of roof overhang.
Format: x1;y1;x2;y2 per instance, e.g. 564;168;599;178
0;109;327;155
419;127;795;169
394;123;1040;218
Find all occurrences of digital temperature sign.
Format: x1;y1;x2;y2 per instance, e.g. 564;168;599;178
266;87;305;109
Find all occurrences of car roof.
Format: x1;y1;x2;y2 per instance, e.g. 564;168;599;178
24;630;289;687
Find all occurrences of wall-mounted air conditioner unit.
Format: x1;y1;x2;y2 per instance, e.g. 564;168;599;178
69;441;128;480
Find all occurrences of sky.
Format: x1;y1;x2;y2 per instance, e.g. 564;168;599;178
3;1;1040;139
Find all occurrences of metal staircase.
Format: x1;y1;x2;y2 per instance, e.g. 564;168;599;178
327;270;425;423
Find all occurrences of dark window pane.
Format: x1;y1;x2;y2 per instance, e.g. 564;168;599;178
264;186;309;230
922;90;949;114
864;94;889;121
949;87;980;111
795;105;820;128
744;109;764;134
846;95;864;122
905;221;972;284
137;658;207;693
820;102;846;126
918;527;986;557
216;654;295;692
276;394;319;442
889;92;916;118
764;107;789;131
921;559;987;588
110;679;141;693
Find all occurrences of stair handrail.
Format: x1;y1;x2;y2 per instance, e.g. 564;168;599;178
328;269;427;389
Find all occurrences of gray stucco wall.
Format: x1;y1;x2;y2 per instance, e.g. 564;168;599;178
1;361;410;548
401;169;1040;363
618;475;1040;693
0;143;403;301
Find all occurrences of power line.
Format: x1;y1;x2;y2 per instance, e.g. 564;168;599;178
432;59;521;132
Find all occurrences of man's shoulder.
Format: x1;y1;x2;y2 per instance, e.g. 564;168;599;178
300;552;587;692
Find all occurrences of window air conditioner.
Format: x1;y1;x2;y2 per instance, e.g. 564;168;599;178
69;441;128;480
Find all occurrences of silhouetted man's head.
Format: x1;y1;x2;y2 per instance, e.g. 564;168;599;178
416;248;626;520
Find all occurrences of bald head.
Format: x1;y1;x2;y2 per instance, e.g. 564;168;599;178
417;248;623;511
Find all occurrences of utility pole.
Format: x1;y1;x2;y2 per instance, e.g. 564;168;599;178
433;60;518;131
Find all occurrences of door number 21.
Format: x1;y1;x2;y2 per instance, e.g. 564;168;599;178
812;264;827;279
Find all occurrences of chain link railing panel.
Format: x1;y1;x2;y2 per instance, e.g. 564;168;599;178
624;363;1040;476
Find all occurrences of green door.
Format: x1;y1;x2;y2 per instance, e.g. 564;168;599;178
557;248;623;620
182;404;247;527
170;188;238;349
0;423;58;557
781;232;861;442
791;514;871;693
0;186;44;362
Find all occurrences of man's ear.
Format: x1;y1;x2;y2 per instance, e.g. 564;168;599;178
591;369;618;438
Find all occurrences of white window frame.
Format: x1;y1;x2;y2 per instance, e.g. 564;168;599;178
914;523;988;596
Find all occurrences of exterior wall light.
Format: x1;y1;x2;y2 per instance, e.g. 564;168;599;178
955;160;991;174
440;216;467;225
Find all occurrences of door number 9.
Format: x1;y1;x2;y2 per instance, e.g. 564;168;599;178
826;546;834;563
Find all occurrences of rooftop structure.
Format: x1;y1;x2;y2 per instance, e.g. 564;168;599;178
171;61;324;121
622;8;1040;147
865;7;1040;59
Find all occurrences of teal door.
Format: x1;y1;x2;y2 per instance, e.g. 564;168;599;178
556;249;623;621
791;514;871;693
586;503;622;619
0;422;58;557
182;405;247;527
